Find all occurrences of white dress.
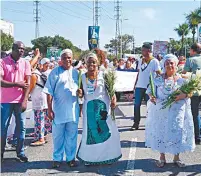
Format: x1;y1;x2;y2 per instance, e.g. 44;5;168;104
77;71;122;164
145;75;195;154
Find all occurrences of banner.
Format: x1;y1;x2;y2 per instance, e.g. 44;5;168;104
153;40;168;57
46;47;62;59
198;23;201;44
114;71;138;92
88;26;100;50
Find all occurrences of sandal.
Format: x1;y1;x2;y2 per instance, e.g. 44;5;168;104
173;160;186;168
156;160;166;168
30;139;45;146
67;160;77;167
52;161;61;168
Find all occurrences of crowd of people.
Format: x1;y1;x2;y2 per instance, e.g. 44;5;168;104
1;41;201;169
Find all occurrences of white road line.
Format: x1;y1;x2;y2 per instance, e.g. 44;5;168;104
125;137;137;176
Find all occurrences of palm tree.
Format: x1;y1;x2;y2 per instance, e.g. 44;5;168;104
186;8;201;43
174;23;189;54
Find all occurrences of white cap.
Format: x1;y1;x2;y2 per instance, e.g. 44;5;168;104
50;57;55;61
60;49;73;57
40;58;50;65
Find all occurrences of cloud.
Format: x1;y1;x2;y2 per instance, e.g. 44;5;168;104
141;8;157;20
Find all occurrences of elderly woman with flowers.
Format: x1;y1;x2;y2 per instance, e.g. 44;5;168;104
145;54;195;168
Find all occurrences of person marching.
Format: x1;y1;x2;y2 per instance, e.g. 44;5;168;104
43;49;79;168
146;54;195;168
77;53;122;165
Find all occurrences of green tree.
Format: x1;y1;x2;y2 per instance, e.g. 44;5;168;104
31;36;53;55
168;39;181;55
186;8;201;43
133;47;142;54
31;35;81;57
0;30;14;51
104;34;134;57
174;23;189;54
24;47;32;56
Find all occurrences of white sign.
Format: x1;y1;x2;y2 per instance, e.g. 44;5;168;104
198;23;201;44
114;71;138;92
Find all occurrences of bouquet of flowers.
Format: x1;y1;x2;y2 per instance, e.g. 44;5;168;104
161;70;201;109
104;70;116;120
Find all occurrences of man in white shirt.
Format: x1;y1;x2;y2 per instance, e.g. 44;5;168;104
131;43;161;130
43;49;79;168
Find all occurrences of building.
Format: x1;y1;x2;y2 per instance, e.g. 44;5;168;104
0;19;14;37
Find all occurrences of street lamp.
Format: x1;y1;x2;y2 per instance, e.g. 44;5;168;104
120;18;129;59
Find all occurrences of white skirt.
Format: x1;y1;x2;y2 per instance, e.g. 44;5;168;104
145;99;195;155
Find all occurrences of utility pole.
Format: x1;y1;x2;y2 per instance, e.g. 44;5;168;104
34;0;40;39
132;35;135;54
114;0;121;58
95;0;100;26
93;0;95;26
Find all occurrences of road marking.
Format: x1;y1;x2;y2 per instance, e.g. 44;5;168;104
126;137;137;176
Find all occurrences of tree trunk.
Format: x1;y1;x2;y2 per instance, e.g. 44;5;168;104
181;35;184;55
192;27;196;43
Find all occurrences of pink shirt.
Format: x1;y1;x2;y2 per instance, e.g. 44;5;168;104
0;55;31;103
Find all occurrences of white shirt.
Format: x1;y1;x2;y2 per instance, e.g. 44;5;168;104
31;69;49;110
43;66;79;124
136;58;161;89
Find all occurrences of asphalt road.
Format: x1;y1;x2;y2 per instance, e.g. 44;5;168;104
1;99;201;176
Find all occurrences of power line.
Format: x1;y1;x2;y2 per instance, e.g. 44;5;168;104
1;8;32;14
63;0;92;12
50;0;91;19
40;15;59;35
77;0;93;10
5;1;33;7
9;20;33;23
42;3;90;20
101;7;115;20
101;2;114;17
40;19;58;36
42;8;74;33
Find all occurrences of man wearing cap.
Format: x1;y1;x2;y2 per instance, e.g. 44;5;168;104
43;49;79;168
1;41;31;162
182;43;201;145
30;57;52;146
131;43;161;131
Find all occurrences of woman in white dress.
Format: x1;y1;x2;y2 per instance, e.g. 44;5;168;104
77;53;122;165
146;54;195;168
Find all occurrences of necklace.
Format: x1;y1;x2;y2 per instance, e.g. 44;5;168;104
86;71;98;91
163;74;176;92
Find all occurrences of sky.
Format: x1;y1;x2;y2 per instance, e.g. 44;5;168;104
1;0;200;51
